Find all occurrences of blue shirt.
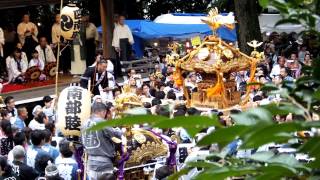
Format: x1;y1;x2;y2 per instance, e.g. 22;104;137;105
42;143;59;160
26;145;50;169
14;116;26;131
55;156;79;180
283;76;294;82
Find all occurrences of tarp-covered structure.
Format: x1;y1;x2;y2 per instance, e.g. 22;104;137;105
98;19;236;41
98;13;237;58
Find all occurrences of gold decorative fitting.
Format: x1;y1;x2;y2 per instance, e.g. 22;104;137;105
201;7;235;35
119;129;168;167
115;84;142;113
247;40;263;51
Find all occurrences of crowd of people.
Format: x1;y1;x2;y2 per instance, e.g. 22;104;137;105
0;29;318;179
0;8;319;180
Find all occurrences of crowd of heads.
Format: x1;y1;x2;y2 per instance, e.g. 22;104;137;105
0;94;83;179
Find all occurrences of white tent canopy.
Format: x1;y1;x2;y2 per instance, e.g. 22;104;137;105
154;13;206;24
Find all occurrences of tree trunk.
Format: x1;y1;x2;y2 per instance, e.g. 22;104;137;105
234;0;262;54
100;0;114;57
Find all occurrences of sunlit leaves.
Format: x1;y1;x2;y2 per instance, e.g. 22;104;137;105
261;103;304;116
89;114;220;138
231;107;273;125
258;0;269;8
197;125;249;148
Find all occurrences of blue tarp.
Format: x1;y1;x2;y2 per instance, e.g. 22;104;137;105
97;20;236;41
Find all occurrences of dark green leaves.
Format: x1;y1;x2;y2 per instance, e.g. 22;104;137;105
299;137;320;160
274;18;301;26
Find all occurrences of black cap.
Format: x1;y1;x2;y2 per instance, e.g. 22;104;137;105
43;96;53;103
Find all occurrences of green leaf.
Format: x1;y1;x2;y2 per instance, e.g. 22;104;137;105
168;168;192;180
299;137;320;159
88;115;167;131
268;88;289;98
275;18;301;26
241;122;305;148
307;176;320;180
260;83;279;91
296;76;320;85
197;125;249;147
259;164;297;176
259;0;269;8
195;166;257;180
261;102;304;116
154;115;220;128
270;0;289;13
249;151;275;162
187;161;221;169
231;107;273;126
307;158;320;169
301;121;320;128
268;154;307;170
313;89;320;100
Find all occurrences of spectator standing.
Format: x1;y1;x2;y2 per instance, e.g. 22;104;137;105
112;15;134;76
287;53;301;78
42;129;59;160
34;154;53;179
52;14;71;74
14;107;28;131
112;15;134;62
55;139;79;180
4;96;17;123
11;145;38;180
0;156;18;179
80;59;109;96
28;112;47;131
51;14;61;46
82;102;121;180
0;120;14;156
270;56;286;78
26;130;50;169
42;96;56;123
280;67;294;82
17;14;38;60
8;132;28;165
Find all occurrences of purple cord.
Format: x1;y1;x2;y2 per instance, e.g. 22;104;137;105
75;145;84;179
150;130;177;167
118;144;130;180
